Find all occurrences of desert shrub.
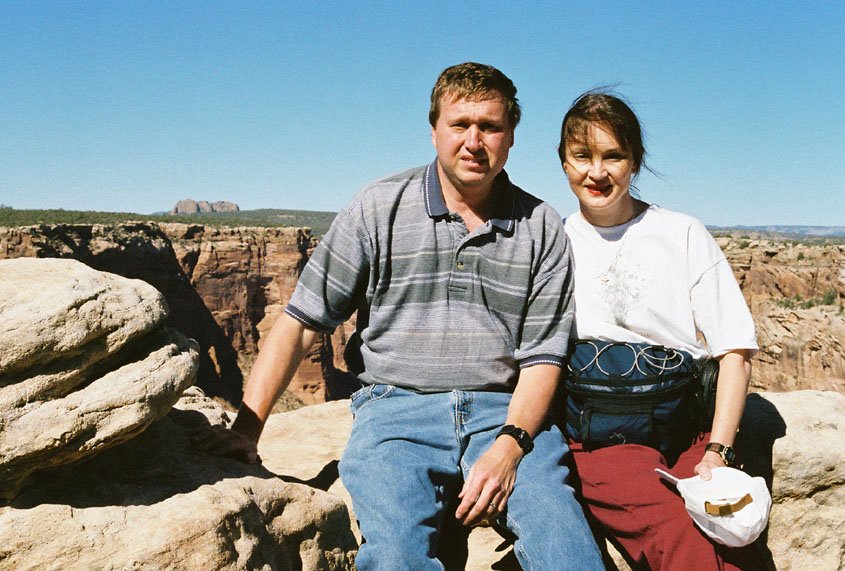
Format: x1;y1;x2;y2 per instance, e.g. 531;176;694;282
797;252;805;260
821;289;838;305
0;207;337;237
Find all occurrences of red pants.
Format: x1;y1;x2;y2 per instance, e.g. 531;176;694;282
570;435;767;570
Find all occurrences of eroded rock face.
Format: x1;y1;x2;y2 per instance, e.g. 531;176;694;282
719;238;845;392
257;391;845;571
158;223;358;407
0;389;356;571
751;303;845;392
0;258;199;500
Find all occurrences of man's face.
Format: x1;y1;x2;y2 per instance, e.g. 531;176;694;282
431;93;514;196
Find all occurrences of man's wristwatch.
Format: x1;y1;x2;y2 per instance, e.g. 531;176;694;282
704;442;736;466
496;425;534;454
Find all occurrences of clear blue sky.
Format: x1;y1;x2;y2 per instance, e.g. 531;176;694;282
2;1;843;226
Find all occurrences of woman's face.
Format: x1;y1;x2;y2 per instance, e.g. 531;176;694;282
563;123;637;226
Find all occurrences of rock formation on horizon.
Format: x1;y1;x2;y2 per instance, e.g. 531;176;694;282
170;199;240;214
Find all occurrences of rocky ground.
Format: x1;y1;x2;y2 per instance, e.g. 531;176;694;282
1;229;843;570
0;259;356;570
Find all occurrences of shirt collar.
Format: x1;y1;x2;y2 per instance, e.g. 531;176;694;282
423;159;516;233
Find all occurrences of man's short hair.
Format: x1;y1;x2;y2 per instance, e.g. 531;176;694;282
428;62;521;129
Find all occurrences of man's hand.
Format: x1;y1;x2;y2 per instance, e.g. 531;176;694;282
189;313;320;466
191;425;261;465
454;435;522;526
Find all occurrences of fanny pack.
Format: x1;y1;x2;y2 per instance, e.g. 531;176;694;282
563;340;717;458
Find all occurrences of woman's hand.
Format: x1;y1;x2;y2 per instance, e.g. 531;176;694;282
694;450;726;481
454;436;522;527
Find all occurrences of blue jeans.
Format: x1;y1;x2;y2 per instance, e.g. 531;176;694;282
339;385;603;570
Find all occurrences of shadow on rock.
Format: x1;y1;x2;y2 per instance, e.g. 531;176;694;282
11;408;272;509
736;392;788;571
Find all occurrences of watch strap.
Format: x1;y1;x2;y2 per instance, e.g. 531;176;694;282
705;442;736;466
496;424;534;454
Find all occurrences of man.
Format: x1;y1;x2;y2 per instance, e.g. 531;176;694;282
198;62;602;570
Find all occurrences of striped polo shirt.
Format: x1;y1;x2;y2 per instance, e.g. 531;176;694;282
285;160;575;392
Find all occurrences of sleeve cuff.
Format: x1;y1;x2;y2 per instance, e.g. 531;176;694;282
518;354;566;369
284;305;335;334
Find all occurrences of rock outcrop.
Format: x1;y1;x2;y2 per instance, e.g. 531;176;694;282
257;390;845;571
0;223;244;403
0;259;357;570
0;388;357;571
736;391;845;571
170;199;240;214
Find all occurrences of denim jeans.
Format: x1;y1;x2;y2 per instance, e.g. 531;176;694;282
339;384;603;570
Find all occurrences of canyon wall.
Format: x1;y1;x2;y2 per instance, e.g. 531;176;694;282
719;236;845;393
2;223;842;407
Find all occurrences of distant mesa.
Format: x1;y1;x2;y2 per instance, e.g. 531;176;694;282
170;199;240;215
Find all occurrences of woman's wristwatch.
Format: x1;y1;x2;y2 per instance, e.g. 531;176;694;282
704;442;736;466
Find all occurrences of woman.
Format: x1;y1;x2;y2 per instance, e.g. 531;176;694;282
558;91;764;570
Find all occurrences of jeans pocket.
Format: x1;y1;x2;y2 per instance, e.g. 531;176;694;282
349;383;395;416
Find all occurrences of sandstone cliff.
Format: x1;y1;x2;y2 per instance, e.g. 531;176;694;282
1;223;843;407
158;223;359;407
720;237;845;392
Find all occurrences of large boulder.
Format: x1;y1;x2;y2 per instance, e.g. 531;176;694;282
0;257;167;383
0;259;199;499
0;224;246;403
257;390;845;571
737;391;845;571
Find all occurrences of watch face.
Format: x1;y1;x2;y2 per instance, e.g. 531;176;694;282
707;443;735;465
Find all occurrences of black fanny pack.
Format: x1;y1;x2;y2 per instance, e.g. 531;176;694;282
563;340;718;459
